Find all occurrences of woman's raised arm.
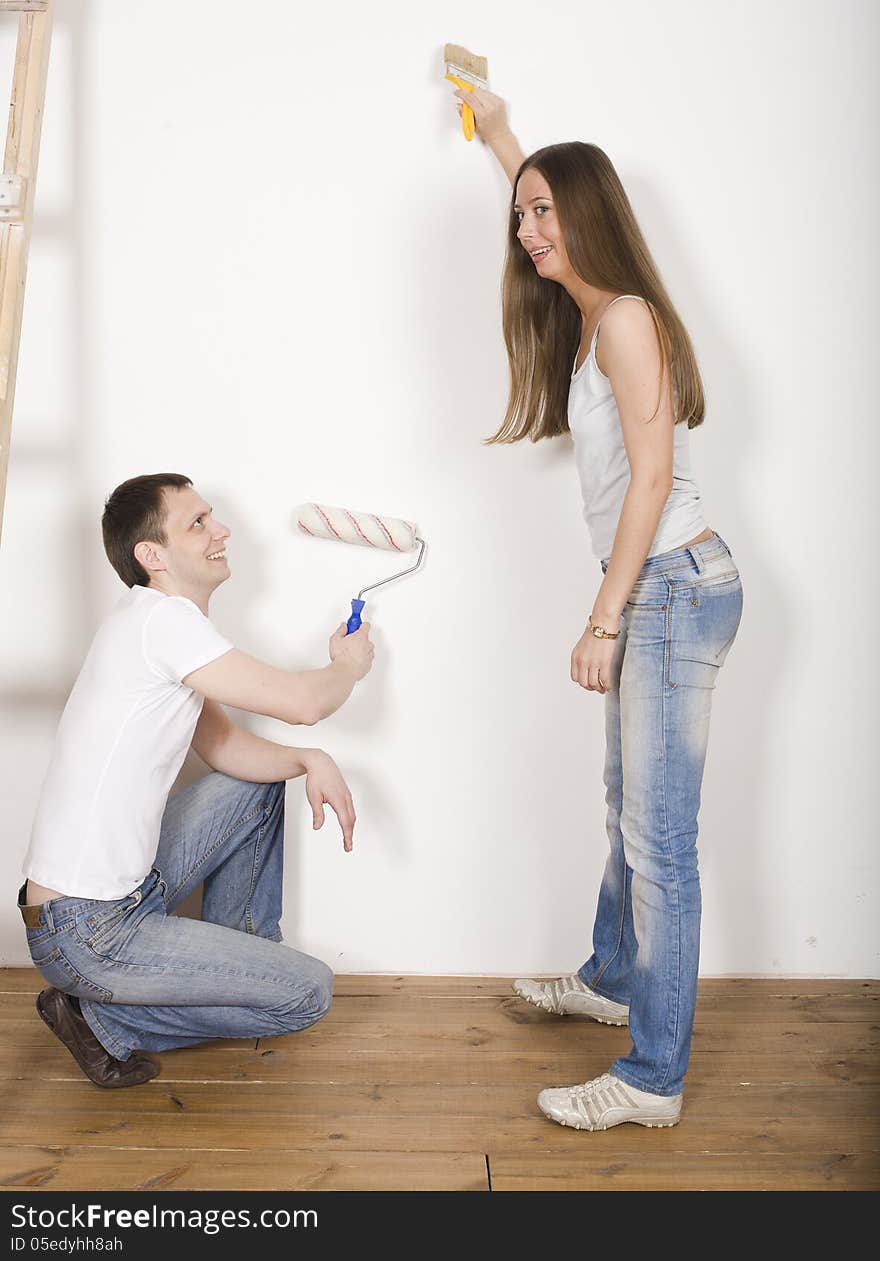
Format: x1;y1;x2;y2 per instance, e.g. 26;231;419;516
452;86;525;187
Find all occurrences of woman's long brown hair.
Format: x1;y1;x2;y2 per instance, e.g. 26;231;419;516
489;142;705;444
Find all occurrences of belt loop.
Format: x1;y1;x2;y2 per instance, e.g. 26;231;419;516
686;543;706;574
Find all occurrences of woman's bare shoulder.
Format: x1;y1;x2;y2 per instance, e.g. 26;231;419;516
596;297;661;376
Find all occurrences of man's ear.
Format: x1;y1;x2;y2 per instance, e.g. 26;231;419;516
133;540;166;574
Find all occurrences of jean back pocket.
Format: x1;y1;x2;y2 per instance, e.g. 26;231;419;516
669;580;743;689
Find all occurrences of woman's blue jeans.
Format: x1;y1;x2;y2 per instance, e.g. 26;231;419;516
578;530;743;1097
22;773;333;1058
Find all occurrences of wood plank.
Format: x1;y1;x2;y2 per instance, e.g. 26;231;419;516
4;1145;877;1193
2;969;877;998
3;993;872;1044
2;1044;878;1087
0;1040;872;1087
1;1085;877;1154
0;0;52;536
326;994;880;1024
0;222;22;395
0;6;50;15
0;1113;874;1157
325;994;880;1024
0;1147;488;1192
285;976;880;1000
489;1152;880;1192
10;1080;878;1121
0;224;9;316
4;1021;875;1058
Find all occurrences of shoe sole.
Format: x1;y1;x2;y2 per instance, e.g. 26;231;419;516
541;1111;681;1130
514;986;629;1026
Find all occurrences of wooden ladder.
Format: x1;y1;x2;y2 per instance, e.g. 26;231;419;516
0;0;53;544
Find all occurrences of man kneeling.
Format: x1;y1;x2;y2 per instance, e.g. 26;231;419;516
18;473;373;1087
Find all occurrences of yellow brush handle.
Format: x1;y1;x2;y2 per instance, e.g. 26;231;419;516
445;73;476;142
461;102;475;141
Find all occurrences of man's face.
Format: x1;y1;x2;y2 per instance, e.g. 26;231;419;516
145;485;231;596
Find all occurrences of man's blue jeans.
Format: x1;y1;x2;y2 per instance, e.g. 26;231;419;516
578;531;743;1097
22;773;333;1058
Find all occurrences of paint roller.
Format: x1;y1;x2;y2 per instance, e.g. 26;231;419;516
296;503;426;634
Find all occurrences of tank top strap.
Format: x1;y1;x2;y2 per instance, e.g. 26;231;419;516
591;293;646;347
584;297;645;368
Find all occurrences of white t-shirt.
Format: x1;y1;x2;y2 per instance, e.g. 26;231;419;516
23;586;233;900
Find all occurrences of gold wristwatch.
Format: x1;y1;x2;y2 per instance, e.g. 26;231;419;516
588;615;620;641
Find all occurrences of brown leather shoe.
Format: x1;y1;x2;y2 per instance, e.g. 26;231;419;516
36;988;160;1088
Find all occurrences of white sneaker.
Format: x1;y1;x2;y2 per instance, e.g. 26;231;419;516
512;975;629;1025
538;1072;682;1130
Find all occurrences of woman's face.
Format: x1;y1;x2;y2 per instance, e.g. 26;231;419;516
513;168;570;283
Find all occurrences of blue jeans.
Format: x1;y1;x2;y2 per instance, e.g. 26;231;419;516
577;530;743;1096
21;773;333;1059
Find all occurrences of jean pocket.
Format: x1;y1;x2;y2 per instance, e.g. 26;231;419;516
78;892;144;959
83;891;141;938
31;947;113;1002
27;928;60;967
626;576;669;608
669;584;744;689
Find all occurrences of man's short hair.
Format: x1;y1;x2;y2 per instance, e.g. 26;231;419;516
102;473;192;588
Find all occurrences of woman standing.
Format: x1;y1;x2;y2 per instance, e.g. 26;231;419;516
453;87;744;1131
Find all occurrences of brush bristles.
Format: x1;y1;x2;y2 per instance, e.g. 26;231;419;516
444;44;488;82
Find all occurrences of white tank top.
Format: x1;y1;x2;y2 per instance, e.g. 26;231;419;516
568;294;707;564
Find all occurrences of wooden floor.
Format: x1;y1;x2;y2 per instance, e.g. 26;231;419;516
0;970;877;1191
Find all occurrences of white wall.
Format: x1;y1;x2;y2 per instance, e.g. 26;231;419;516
1;0;877;975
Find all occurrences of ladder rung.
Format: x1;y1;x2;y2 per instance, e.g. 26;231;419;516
0;4;49;13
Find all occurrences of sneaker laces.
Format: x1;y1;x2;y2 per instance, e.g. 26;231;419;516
570;1073;616;1097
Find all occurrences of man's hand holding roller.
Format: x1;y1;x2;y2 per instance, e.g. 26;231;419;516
329;622;374;679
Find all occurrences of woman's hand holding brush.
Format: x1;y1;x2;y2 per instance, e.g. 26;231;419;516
452;86;508;141
451;87;525;184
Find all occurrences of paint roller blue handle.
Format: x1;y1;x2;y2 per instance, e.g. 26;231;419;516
346;599;366;635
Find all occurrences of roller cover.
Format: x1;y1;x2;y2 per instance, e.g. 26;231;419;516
296;503;418;553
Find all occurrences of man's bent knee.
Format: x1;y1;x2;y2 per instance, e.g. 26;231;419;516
272;956;334;1033
304;957;334;1024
